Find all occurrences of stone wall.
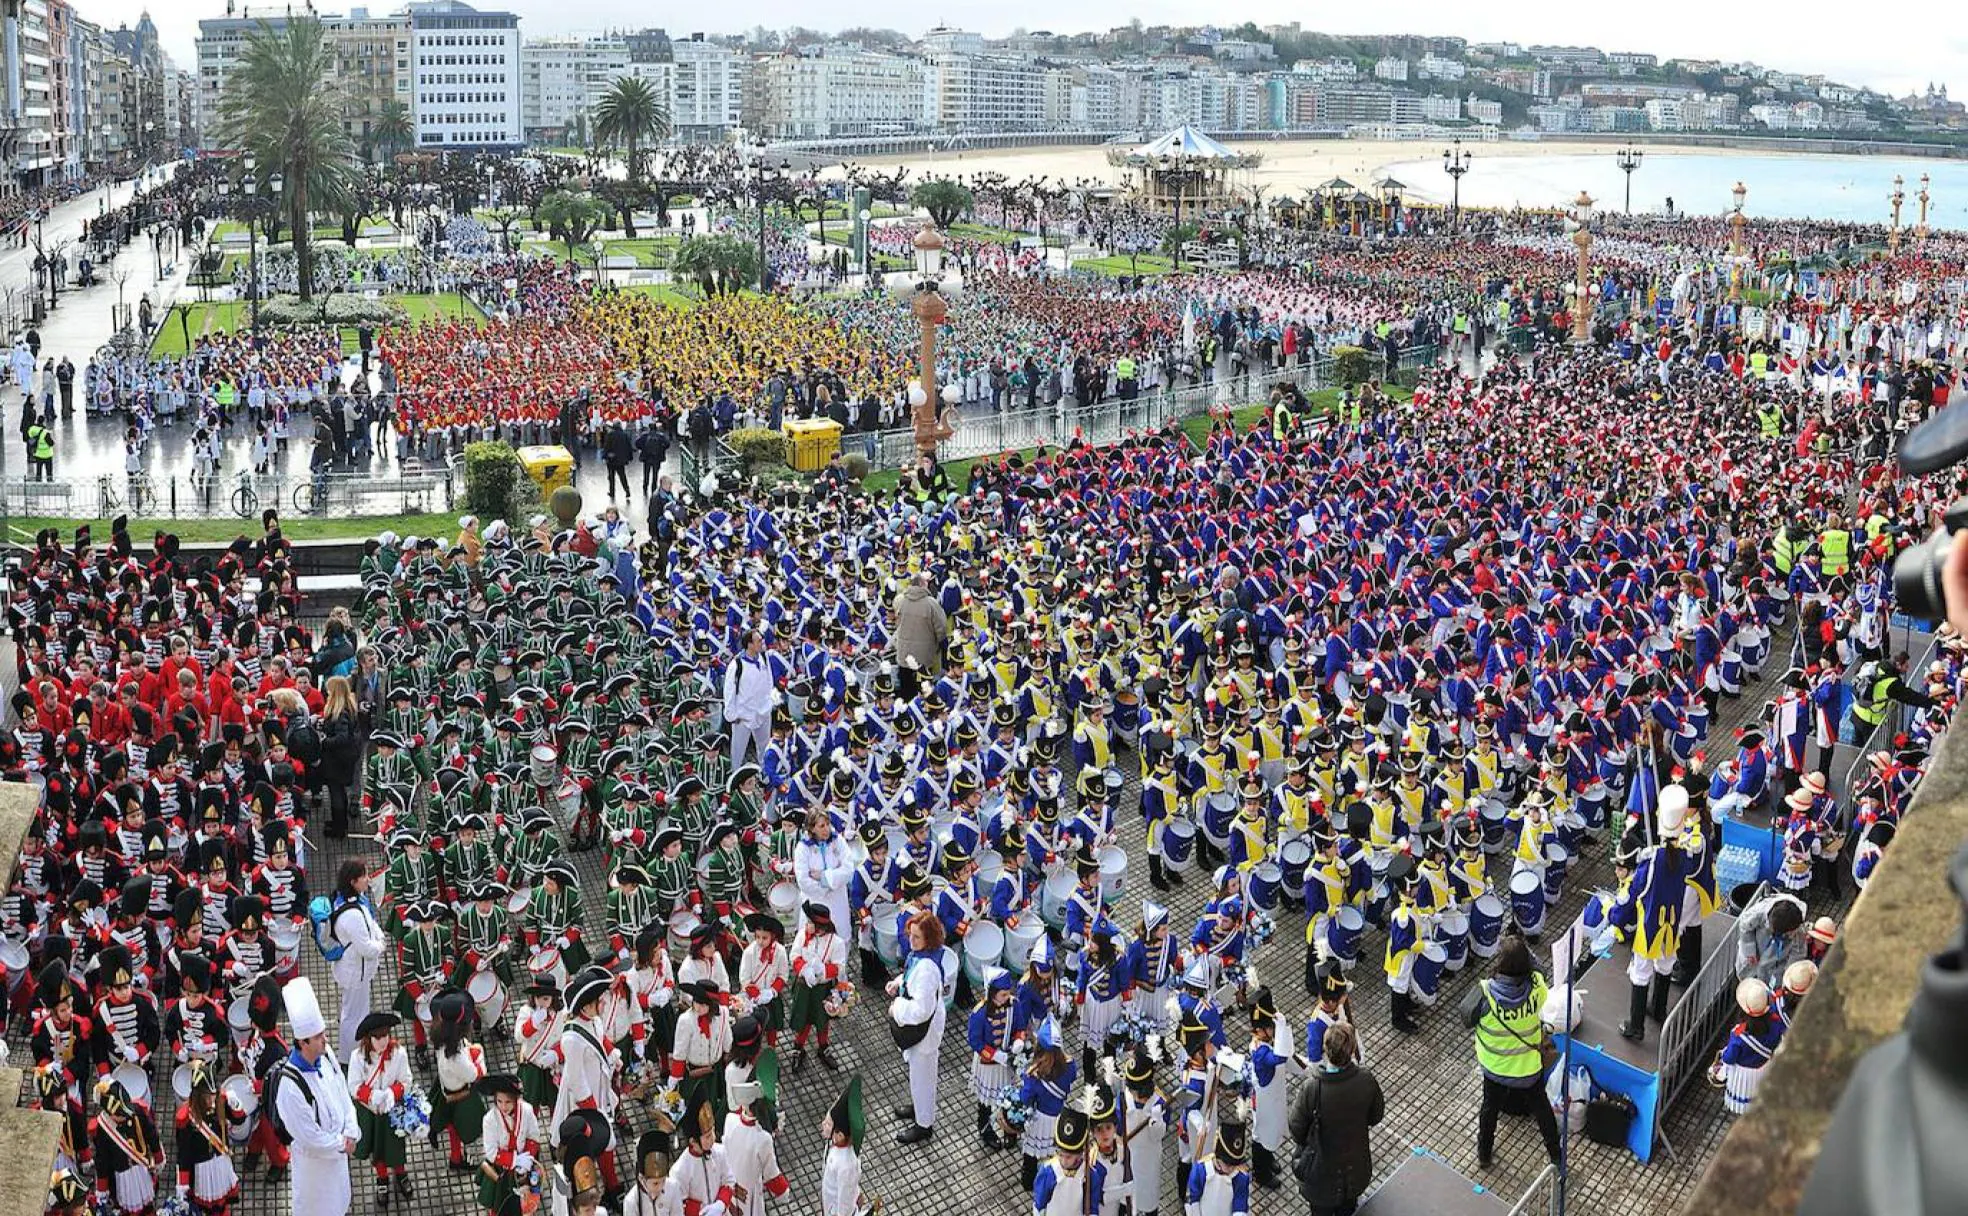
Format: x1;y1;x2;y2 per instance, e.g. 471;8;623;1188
1681;722;1968;1213
0;782;63;1215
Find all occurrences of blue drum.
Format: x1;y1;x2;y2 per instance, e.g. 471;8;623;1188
1163;818;1197;871
1556;810;1588;855
1479;800;1511;854
1438;909;1470;972
1469;893;1505;957
1247;862;1282;914
1326;906;1365;965
1279;838;1312;902
1411;942;1448;1005
1202;793;1237;847
1510;868;1546;936
1111;695;1142;742
1576;788;1608;832
1542;842;1571;904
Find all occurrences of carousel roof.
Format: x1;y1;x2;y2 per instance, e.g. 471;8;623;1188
1315;177;1358;192
1138;125;1240;161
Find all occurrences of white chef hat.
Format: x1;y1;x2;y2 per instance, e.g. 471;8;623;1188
284;976;326;1040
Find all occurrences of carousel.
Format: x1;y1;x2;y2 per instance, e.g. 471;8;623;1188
1106;125;1262;217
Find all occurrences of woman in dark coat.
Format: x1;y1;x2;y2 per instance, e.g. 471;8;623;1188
1289;1022;1385;1216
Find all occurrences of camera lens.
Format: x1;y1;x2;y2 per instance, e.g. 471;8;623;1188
1892;533;1950;622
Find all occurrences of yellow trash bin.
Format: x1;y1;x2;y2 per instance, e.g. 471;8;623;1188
783;419;843;472
516;445;575;495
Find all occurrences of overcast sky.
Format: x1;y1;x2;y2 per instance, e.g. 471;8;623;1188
119;2;1960;101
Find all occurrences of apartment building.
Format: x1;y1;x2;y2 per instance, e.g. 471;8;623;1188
520;35;628;141
751;46;926;139
408;0;522;149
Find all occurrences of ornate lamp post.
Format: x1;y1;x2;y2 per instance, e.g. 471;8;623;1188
1570;190;1594;345
857;207;872;280
1889;174;1906;256
908;227;958;459
1442;138;1472;231
1615;146;1643;214
1917;172;1931;254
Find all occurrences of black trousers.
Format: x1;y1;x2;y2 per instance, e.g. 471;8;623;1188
1478;1075;1561;1164
606;462;631;499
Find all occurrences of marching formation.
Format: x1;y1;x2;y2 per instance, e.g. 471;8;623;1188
8;279;1959;1216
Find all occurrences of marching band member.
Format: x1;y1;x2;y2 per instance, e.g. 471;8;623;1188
820;1079;865;1216
173;1059;240;1216
669;980;733;1135
431;991;490;1173
554;968;625;1196
1246;987;1302;1191
1075;917;1132;1078
91;1077;164;1216
1183;1120;1252;1216
1718;979;1786;1115
786;901;847;1074
967;966;1023;1150
1032;1105;1105;1216
722;1075;789;1216
347;1010;414;1208
1015;1016;1077;1192
515;977;567;1119
478;1074;544;1216
1120;1046;1171;1216
394;899;451;1062
737;912;790;1048
666;1100;734;1216
620;1129;683;1216
624;926;677;1071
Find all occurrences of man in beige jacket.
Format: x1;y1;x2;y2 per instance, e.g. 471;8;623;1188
891;574;950;699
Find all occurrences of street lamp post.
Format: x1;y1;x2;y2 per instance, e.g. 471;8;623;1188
1615;146;1643;214
1442;138;1472;231
243;156;260;337
1729;181;1747;302
1889;174;1905;256
857;207;872;282
1917;172;1931;254
908;226;957;459
1570;190;1594;345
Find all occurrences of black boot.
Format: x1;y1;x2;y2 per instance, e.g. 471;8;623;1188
1149;855;1171;891
1021;1155;1038;1192
1649;975;1672;1023
1391;991;1420;1035
1083;1047;1099;1083
1619;981;1649;1041
376;1177;390;1211
977;1104;1003;1150
1671;924;1704;985
1253;1143;1281;1190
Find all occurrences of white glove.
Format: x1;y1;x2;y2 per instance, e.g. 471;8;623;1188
702;1203;728;1216
374;1088;396;1115
122;1043;141;1065
512;1151;534;1174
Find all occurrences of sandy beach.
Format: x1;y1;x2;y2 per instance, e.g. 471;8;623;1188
847;138;1769;205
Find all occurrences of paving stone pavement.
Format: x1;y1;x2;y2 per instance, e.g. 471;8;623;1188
8;626;1865;1216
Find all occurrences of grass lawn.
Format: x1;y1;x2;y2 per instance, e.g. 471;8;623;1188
622;283;705;310
150;303;250;358
948;221;1021;244
1073;254;1178;277
522;238;596;265
817;203;905;223
210;220;248;241
3;513;463;544
598;237;681;268
396;292;484;327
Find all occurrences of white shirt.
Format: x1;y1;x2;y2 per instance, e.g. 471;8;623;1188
722;653;775;727
820;1146;860;1216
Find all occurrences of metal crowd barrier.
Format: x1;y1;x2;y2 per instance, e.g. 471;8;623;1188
1652;879;1769;1162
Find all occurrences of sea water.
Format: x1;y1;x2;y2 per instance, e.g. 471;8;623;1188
1378;150;1968;225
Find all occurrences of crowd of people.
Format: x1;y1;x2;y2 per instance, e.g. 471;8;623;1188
9;264;1964;1216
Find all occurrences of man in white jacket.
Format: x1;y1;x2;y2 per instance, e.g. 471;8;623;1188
328;861;388;1058
275;977;362;1216
723;631;776;771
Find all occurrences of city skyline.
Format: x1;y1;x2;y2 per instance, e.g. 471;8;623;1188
100;1;1968;103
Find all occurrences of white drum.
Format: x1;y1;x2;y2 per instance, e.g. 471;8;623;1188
221;1075;258;1143
414;991;434;1024
976;850;1004;888
268;918;303;970
1039;870;1075;930
110;1061;149;1104
1003;920;1045;972
527;946;568;991
506;886;534;915
1097;845;1127;901
172;1063;195;1100
767;882;798;917
467;969;508;1032
530;743;558;787
0;937;28;973
668;908;701;941
963;922;1005;987
227;994;253;1033
872;910;903;967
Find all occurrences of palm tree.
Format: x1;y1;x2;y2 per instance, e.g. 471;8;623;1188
214;17;358;303
673;235;757;297
371;99;413;164
593;76;671;185
538;190;611;263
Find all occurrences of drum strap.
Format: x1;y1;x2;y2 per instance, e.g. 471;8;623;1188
189;1108;227;1156
99;1116;149;1166
363;1046;395;1093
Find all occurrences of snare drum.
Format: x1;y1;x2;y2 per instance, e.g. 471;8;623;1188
963;922;1005;987
227;995;254;1033
0;936;29;975
467;969;507;1032
1201;793;1237;847
668;908;701;941
526;946;567;991
1163;818;1198;871
530;743;558;787
872;910;903;967
172;1063;195;1100
222;1075;258;1143
1097;846;1127;901
506;886;534;915
268;918;303;972
1411;942;1448;1005
1279;839;1312;902
767;882;798;917
110;1061;150;1105
1039;871;1075;930
1246;862;1282;913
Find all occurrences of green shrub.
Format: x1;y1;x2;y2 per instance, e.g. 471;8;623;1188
463;441;531;522
840;453;871;482
258;294;406;327
727;427;788;467
1332;344;1373;386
